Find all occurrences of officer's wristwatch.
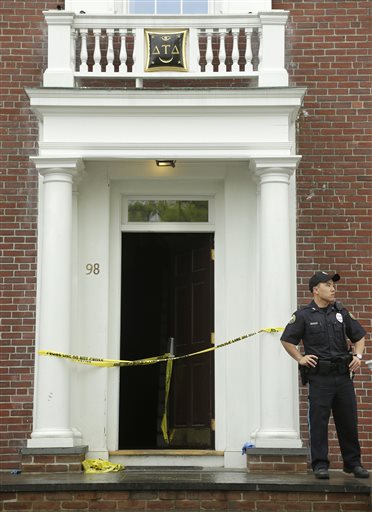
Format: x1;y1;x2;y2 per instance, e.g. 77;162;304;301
355;354;363;360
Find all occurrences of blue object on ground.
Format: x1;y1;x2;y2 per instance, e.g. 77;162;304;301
241;442;255;454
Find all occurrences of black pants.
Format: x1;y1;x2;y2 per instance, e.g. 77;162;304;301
308;372;361;470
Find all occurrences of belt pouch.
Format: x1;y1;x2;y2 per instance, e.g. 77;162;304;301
337;361;349;374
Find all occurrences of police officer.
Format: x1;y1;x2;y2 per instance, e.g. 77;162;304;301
281;271;369;479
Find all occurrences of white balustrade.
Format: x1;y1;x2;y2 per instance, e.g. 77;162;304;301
42;11;289;87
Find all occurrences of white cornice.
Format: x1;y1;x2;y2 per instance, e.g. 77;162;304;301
26;87;306;102
26;88;305;164
25;87;306;115
36;143;296;161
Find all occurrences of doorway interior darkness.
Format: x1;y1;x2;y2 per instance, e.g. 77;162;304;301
119;232;214;449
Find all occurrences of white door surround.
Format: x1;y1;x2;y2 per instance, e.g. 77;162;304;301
27;87;306;467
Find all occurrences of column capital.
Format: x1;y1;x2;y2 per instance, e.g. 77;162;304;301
251;156;301;184
31;157;85;181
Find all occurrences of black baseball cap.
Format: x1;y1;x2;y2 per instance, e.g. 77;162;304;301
309;271;340;292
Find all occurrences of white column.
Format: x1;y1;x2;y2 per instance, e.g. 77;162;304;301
252;157;302;448
28;159;83;448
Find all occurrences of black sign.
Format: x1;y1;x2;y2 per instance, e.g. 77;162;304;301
145;30;188;72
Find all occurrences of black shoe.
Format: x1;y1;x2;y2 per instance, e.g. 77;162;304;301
343;465;370;478
314;467;329;479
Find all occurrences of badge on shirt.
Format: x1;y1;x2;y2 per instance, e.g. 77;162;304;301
288;314;296;324
336;312;343;323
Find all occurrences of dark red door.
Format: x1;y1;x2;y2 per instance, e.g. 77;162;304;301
169;234;214;448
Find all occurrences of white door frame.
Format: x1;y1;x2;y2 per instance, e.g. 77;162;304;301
107;177;225;454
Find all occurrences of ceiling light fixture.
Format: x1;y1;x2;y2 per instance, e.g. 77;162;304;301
156;160;176;168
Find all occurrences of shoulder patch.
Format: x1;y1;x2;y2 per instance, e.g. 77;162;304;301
288;314;296;324
349;312;356;320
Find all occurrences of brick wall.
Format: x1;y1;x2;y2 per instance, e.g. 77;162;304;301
0;1;59;471
1;0;371;471
0;490;370;512
273;0;372;468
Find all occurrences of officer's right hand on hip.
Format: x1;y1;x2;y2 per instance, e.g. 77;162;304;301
299;354;318;367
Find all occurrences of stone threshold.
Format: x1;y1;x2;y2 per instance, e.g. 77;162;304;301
110;450;224;456
1;468;370;495
109;449;225;468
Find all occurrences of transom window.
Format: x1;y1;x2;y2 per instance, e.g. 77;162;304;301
128;199;209;222
129;0;208;14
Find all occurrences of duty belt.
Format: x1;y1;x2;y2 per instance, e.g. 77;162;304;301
309;356;352;376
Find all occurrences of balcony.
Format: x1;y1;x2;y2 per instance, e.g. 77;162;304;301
43;10;289;88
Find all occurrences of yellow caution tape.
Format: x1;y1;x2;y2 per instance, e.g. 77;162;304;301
39;327;283;445
161;357;173;444
82;459;124;473
38;327;283;368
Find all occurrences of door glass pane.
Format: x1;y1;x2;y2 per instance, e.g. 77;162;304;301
128;200;209;222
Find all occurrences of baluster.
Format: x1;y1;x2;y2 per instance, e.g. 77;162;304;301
245;28;253;72
188;27;199;73
218;29;226;73
132;30;136;72
79;29;88;72
205;30;213;73
71;28;77;74
119;29;127;73
231;28;239;72
132;29;143;87
106;29;115;72
258;28;263;70
93;29;101;73
197;29;202;72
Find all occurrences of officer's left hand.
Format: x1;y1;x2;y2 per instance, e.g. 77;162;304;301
349;356;362;372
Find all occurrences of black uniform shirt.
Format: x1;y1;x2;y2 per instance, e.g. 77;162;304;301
281;300;366;359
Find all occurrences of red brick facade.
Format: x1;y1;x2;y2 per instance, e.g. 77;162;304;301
273;0;372;469
1;0;371;471
0;490;370;511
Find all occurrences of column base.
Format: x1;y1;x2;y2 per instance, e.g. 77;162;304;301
252;429;302;449
27;428;82;448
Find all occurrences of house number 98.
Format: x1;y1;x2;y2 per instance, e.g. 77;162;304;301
86;263;100;275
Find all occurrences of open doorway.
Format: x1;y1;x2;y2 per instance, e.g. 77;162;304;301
119;233;214;449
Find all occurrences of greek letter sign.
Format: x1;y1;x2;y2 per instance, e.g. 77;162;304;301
145;30;188;72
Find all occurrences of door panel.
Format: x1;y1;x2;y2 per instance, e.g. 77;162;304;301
170;234;214;448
